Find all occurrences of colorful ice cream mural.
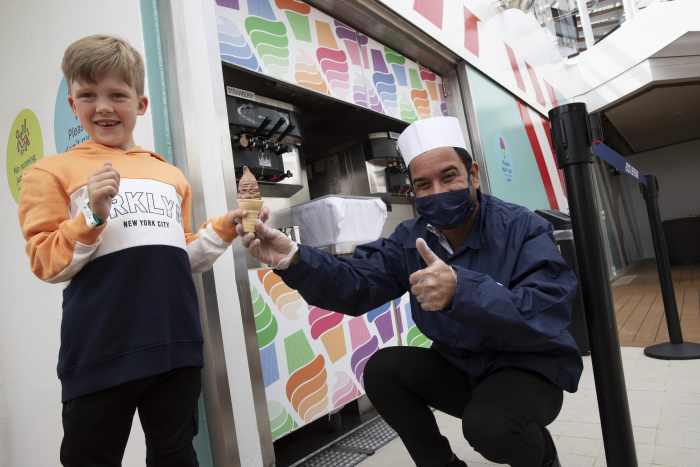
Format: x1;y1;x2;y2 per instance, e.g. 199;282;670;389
250;268;406;440
395;293;432;349
216;0;447;123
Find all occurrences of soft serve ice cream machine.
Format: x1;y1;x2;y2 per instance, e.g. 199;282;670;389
227;94;426;446
308;132;413;203
227;93;305;198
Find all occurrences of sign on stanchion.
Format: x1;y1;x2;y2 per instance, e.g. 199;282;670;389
548;103;638;467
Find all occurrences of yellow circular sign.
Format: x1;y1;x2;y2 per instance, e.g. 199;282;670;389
6;109;43;204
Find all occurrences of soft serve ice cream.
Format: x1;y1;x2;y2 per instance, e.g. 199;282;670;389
237;166;264;232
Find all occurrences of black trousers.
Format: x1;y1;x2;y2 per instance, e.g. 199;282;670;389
364;347;563;467
60;366;202;467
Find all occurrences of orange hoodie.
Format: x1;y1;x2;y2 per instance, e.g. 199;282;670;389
17;140;237;401
18;140;238;283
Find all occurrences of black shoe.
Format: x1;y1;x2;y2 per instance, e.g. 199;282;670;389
542;454;561;467
446;454;467;467
541;428;560;467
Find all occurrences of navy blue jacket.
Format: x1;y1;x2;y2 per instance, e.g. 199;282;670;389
278;192;583;392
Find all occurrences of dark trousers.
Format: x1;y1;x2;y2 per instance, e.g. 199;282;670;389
60;366;202;467
364;347;563;467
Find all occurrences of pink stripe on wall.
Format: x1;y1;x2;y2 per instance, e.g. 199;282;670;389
463;6;480;58
544;80;559;108
503;43;526;92
516;100;558;210
539;115;566;200
525;62;545;107
414;0;444;29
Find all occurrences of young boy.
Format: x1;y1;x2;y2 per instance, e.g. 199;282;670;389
17;34;263;466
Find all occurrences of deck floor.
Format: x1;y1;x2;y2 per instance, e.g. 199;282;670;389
612;259;700;347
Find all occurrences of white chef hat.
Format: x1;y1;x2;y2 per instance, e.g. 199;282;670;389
397;116;468;167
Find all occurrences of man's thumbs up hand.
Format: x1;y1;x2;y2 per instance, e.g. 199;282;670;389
409;238;457;311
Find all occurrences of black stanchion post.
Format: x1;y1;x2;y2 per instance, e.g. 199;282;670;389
548;103;638;466
641;173;700;359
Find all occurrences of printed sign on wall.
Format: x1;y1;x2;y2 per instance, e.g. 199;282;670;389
468;67;567;212
54;77;89;154
495;133;515;184
6;109;43;204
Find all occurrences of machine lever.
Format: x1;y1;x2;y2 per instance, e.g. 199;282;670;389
253;117;271;138
267;118;286;140
276;123;296;143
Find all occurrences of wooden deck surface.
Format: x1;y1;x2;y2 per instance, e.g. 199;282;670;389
610;259;700;347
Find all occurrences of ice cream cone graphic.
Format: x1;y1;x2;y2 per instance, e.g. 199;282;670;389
284;330;329;423
316;21;350;100
320;327;346;363
295;49;330;95
403;301;432;348
351;335;378;390
352;72;367;107
252;283;280;386
385;47;407;87
366;302;394;344
244;4;290;79
400;93;418;122
277;0;311;42
348;316;370;351
331;371;361;408
217;16;262;72
335;21;361;66
371;49;398;117
308;305;347;363
258;269;303;321
268;400;298;440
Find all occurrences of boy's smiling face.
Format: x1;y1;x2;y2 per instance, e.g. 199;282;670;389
68;71;148;151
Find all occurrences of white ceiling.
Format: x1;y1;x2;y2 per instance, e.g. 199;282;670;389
599;32;700;155
603;83;700;154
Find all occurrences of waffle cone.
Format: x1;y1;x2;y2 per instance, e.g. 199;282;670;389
238;199;264;232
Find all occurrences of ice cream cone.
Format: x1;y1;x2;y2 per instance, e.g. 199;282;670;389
320;325;347;363
238;199;264;232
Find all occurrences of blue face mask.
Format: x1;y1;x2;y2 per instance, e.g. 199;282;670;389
414;187;477;230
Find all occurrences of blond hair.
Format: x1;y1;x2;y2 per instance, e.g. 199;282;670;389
62;34;146;96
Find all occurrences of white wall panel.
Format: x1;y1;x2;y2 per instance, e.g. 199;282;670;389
0;2;151;465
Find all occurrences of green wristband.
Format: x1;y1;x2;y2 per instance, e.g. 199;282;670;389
77;197;107;228
92;213;106;226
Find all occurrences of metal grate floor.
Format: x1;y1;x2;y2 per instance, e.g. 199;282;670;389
293;416;398;467
611;274;636;285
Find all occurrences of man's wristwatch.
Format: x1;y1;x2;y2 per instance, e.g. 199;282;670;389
76;197;106;228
